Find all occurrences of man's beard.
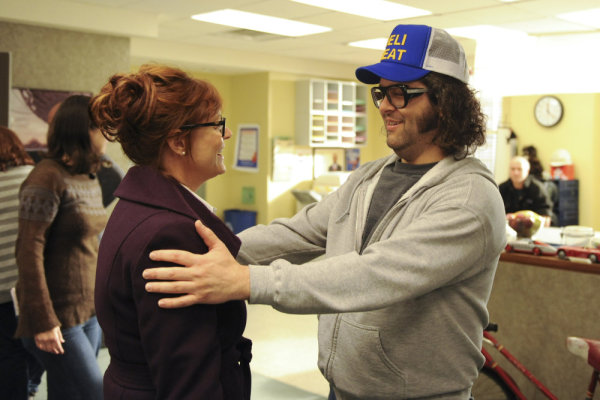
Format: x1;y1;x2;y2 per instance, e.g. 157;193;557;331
416;107;439;135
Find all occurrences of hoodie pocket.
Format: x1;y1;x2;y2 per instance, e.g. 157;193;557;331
330;317;406;398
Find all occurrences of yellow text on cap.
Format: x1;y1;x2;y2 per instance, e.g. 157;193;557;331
387;34;407;46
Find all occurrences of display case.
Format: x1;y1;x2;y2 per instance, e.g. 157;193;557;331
296;79;368;147
554;179;578;226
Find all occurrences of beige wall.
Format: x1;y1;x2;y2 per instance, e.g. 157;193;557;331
503;94;600;229
0;21;131;188
0;21;129;92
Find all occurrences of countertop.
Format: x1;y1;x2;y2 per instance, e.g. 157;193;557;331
502;225;600;275
499;252;600;275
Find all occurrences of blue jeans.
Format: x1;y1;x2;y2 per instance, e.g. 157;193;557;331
26;351;45;395
328;386;337;400
0;301;29;399
22;316;103;400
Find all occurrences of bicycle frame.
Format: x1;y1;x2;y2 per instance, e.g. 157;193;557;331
483;330;558;400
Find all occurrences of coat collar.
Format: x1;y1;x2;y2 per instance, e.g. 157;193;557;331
115;165;200;219
115;165;241;256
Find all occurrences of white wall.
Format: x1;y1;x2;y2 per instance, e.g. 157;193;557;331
469;30;600;131
472;31;600;97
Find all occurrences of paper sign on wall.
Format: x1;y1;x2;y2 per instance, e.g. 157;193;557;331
234;125;259;172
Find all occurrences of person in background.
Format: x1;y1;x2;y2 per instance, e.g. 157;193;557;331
0;126;35;400
14;95;106;400
90;64;251;400
46;100;124;209
328;153;342;171
499;155;553;225
522;145;558;225
143;24;507;399
97;153;124;208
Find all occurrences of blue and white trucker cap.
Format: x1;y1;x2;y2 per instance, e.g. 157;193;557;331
356;24;469;84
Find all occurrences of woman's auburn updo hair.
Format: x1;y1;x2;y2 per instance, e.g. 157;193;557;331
90;64;222;167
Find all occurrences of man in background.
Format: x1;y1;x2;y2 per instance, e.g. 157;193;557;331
499;155;553;224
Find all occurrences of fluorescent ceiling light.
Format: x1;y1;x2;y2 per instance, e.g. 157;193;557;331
291;0;431;21
446;25;527;41
348;38;388;50
191;9;331;37
557;8;600;29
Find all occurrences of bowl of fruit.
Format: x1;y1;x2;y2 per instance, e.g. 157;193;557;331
506;210;544;238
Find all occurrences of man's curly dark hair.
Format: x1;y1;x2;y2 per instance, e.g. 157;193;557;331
421;72;487;160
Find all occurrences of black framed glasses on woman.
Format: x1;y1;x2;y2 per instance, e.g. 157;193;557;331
180;118;226;137
371;84;428;110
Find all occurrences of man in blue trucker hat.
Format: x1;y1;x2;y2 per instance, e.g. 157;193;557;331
356;24;470;85
144;24;507;400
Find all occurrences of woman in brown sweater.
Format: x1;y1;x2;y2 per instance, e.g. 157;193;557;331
15;95;107;400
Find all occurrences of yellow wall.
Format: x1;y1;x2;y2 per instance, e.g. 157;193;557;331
187;70;394;225
361;101;393;163
502;94;600;229
595;95;600;229
205;73;270;224
266;77;304;222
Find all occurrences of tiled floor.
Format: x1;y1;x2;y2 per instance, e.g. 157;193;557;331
35;304;329;399
245;304;329;398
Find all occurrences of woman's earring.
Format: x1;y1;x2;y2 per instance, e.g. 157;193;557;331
181;151;186;156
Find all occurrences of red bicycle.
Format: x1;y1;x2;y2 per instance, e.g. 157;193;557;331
471;323;600;399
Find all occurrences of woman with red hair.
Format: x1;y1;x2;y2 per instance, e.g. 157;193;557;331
90;64;251;400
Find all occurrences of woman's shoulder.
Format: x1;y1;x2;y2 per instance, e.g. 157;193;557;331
30;158;65;176
22;159;66;191
124;205;202;244
2;164;33;178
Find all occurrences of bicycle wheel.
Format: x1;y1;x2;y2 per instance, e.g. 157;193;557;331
471;368;517;400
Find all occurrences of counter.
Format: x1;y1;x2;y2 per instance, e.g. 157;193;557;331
486;253;600;398
500;251;600;275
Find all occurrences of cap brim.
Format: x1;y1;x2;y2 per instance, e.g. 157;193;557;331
356;61;430;84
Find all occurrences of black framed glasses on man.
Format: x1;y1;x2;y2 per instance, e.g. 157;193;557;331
180;118;226;137
371;84;428;110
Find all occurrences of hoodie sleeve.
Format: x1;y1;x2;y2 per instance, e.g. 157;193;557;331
247;170;507;315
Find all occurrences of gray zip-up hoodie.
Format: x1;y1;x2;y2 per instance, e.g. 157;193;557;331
239;154;507;399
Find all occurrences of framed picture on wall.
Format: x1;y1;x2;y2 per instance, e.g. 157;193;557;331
314;148;345;177
345;148;360;171
9;87;91;150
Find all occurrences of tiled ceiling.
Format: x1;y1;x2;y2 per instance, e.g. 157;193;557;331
1;0;599;75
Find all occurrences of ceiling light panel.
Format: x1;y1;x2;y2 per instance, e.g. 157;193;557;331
290;0;431;21
191;9;331;37
501;18;593;34
557;7;600;29
446;25;528;41
348;38;388;50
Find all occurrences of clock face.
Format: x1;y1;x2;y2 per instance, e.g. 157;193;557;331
534;96;563;127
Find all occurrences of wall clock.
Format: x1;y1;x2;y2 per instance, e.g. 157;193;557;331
534;95;563;127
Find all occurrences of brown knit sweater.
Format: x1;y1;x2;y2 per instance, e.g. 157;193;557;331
15;159;107;337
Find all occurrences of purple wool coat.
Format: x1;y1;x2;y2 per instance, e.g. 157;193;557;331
95;165;251;400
